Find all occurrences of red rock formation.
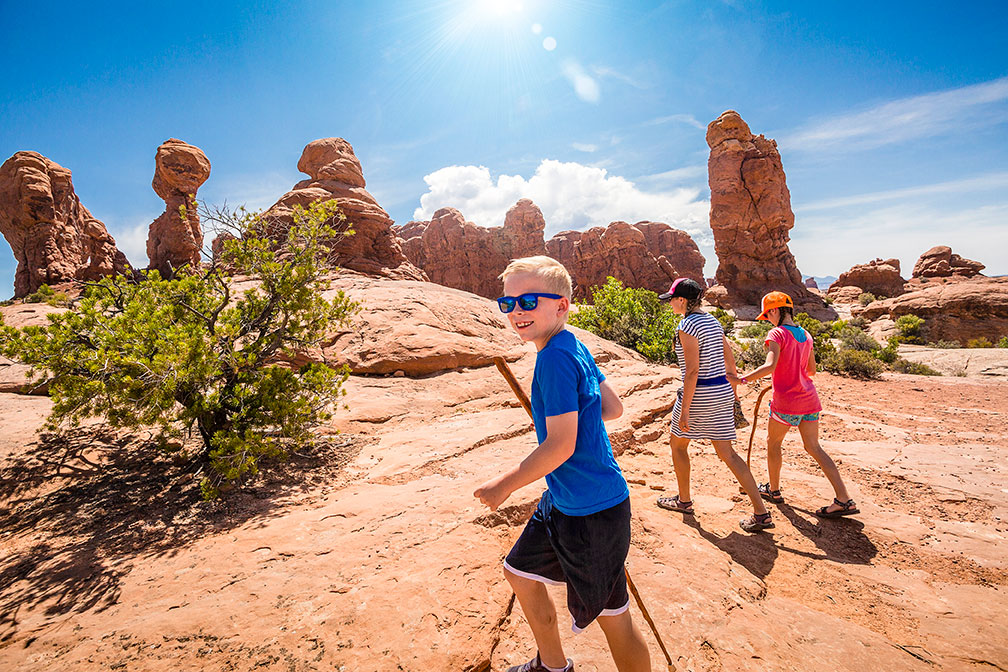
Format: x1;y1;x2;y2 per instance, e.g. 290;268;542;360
705;110;824;312
147;139;211;277
0;151;129;298
827;258;906;299
804;277;818;289
546;221;705;300
393;199;547;298
263;138;423;280
912;245;985;279
856;276;1008;345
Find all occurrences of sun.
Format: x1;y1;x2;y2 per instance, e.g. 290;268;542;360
477;0;524;17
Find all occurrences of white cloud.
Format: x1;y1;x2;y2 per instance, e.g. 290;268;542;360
795;172;1008;212
637;164;708;185
412;159;709;239
561;60;600;103
591;65;647;89
780;76;1008;153
105;219;153;269
642;113;706;130
571;142;598;153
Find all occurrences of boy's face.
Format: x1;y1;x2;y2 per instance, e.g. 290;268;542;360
502;270;569;347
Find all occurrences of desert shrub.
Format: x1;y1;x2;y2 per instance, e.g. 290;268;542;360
875;337;899;364
847;316;869;330
22;284;69;307
569;277;681;365
966;336;994;348
999;336;1008;348
891;358;941;376
927;339;960;349
858;292;877;306
0;199;359;499
738;321;772;338
710;308;735;335
820;348;884;380
794;313;836;363
0;299;13;307
836;325;880;352
822;295;834;305
735;341;767;370
894;314;925;344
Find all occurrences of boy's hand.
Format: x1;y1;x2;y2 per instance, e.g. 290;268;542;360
474;475;513;511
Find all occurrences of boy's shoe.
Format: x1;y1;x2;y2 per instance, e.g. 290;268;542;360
506;652;574;672
739;511;774;533
757;483;784;503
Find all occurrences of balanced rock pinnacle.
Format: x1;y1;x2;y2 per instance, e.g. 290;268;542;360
147;139;211;277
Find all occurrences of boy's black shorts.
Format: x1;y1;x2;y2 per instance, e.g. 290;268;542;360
504;492;631;632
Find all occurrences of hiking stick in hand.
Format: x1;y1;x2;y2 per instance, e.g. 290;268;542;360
492;356;678;672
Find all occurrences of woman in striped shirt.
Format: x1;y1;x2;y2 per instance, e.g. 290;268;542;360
655;278;773;533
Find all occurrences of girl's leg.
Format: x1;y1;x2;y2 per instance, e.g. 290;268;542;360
504;569;568;668
797;420;852;512
766;417;790;491
670;436;692;503
711;440;768;515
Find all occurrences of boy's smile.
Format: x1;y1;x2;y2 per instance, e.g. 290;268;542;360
502;271;569;350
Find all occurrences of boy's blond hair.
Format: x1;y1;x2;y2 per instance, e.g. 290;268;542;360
499;256;573;299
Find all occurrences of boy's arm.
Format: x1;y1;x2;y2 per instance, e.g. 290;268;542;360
599;380;623;421
474;411;578;511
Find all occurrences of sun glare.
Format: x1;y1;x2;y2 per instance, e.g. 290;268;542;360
478;0;524;16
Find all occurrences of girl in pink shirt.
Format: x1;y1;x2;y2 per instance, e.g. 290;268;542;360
734;292;858;518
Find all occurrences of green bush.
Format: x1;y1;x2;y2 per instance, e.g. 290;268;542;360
822;295;834;305
858;292;877;306
738;321;772;338
0;199;359;499
967;336;994;348
22;284;69;307
568;277;681;365
999;336;1008;349
735;341;767;370
836;325;880;352
794;313;836;364
710;308;735;335
820;348;884;380
848;316;868;330
895;314;925;344
875;337;899;364
891;358;941;376
927;339;961;349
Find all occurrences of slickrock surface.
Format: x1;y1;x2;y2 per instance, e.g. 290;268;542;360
705;111;826;315
912;245;985;279
146;139;211;277
547;221;705;300
0;152;129;297
827;258;906;299
393;199;547;299
1;281;1006;671
262;138;423;280
856;276;1008;345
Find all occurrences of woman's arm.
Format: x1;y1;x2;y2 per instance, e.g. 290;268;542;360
599;379;623;421
678;330;700;431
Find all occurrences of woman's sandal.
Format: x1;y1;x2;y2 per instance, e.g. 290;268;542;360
815;498;859;518
739;511;774;532
657;495;694;514
758;482;784;504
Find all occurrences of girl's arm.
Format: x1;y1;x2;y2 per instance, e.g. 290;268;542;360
738;341;781;383
807;346;817;376
599;379;623;421
678;330;700;431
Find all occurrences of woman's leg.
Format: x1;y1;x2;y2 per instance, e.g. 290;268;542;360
712;440;767;515
670;436;692;503
797;420;852;512
766;417;790;491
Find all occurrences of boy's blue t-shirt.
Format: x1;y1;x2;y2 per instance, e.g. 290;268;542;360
531;329;629;516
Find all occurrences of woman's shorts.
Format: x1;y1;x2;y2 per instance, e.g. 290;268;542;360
504;491;631;633
770;409;821;426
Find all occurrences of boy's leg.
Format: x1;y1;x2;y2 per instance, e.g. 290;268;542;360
796;421;852;510
670;436;692;502
596;610;651;672
504;568;568;669
711;440;768;515
766;417;789;491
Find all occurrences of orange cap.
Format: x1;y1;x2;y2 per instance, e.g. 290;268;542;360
757;291;794;321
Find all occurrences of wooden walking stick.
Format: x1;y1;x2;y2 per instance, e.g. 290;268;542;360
493;356;679;672
738;383;772;495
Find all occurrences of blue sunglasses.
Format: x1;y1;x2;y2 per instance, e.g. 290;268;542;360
497;292;563;313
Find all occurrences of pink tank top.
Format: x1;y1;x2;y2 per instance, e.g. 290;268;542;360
765;326;822;415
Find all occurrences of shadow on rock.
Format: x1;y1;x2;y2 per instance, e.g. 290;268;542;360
771;502;878;565
683;516;780;580
0;427;362;644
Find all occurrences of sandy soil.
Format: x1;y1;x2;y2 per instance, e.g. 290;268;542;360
1;339;1006;671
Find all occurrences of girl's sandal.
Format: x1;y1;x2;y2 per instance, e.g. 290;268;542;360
657;495;694;515
815;498;859;518
758;482;784;504
740;511;774;532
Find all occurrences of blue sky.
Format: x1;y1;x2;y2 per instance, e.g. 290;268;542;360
2;0;1006;297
